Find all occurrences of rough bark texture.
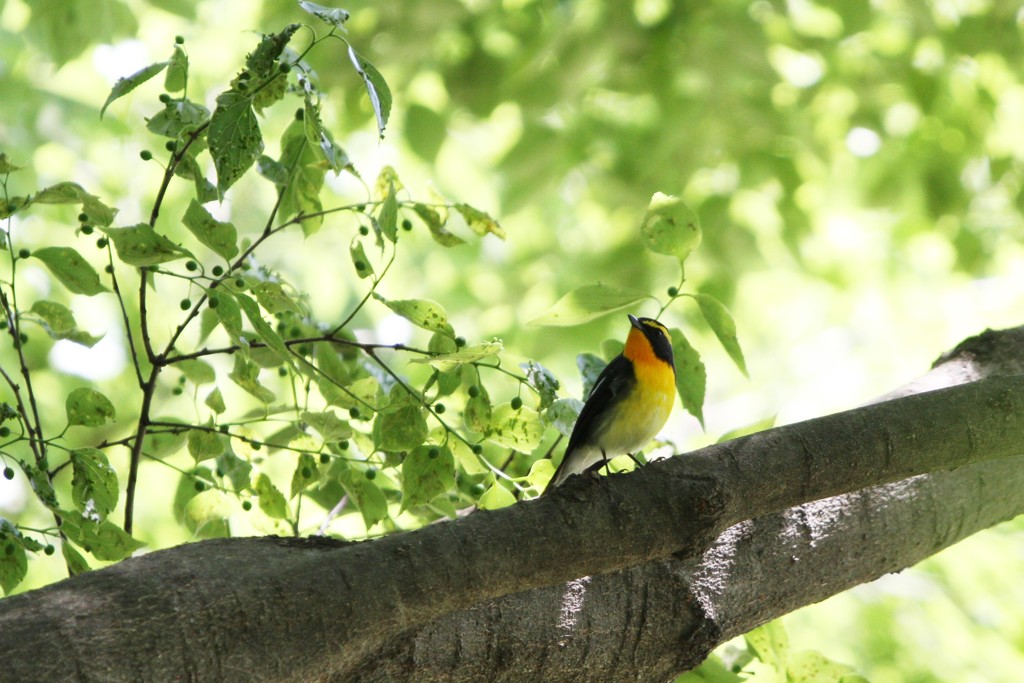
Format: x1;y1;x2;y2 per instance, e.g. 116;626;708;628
1;327;1023;682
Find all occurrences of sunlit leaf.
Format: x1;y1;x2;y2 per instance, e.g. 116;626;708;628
454;203;506;239
530;284;649;326
670;328;706;428
277;117;325;235
411;341;503;372
544;397;583;438
70;448;119;519
347;45;391;139
690;293;748;377
183;490;232;533
253;473;289;519
0;537;27;595
640;191;701;264
338;467;389;529
487;403;543;453
182;199;239;260
298;0;350;27
228;354;276;403
65;387;116;427
32;247;108;296
400;445;454;510
165;45;188;92
289;453;319;499
209;89;264;194
58;510;144;561
373;294;450;333
101;60;170;118
521;360;560;408
350;239;373;279
478;482;516;510
302;410;352;442
102;223;191;266
187;428;224;461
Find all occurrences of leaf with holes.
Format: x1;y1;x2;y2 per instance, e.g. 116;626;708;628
70;448;119;519
32;247;107;296
401;445;454;510
101;61;170;118
209;89;264;194
102;223;191;266
182;200;239;260
66;388;116;427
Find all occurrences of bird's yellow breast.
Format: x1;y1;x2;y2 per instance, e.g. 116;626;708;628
597;355;675;454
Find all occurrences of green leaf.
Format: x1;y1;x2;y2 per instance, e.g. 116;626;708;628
302;410;352;442
254;473;289;519
228;355;276;403
410;341;503;372
32;247;108;296
298;0;350;26
745;620;790;672
670;328;706;428
0;153;24;174
253;72;289;114
347;45;392;139
576;352;607;399
530;284;649;326
58;511;144;561
544;397;583;438
182;199;239;260
378;178;398;243
374;402;428;452
245;24;299;77
102;223;191;266
412;202;463;247
251;281;301;315
146;99;210;138
70;448;119;519
213;290;244;343
0;536;27;595
338;467;389;529
690;293;748;377
464;385;492;433
454;203;506;239
33;182;118;226
350;239;374;280
487;404;544;453
277;118;325;235
175;358;216;385
289;454;318;499
205;387;226;414
141;421;187;459
717;415;776;443
787;650;869;683
209;89;264;194
640;191;702;263
520;360;560;408
235;292;293;369
373;294;450;333
165;45;188;92
478;482;516;510
183;490;232;533
29;300;102;347
65;387;116;427
187;429;224;461
61;542;90;576
401;445;454;510
101;60;170;118
674;655;745;683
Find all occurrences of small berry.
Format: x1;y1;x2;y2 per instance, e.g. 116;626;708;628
18;333;27;344
279;62;291;74
428;447;439;459
667;286;679;297
319;453;330;464
104;264;114;274
81;225;94;235
175;35;185;44
467;385;480;398
208;296;219;308
295;108;304;120
0;426;10;437
354;261;366;272
159;93;172;104
234;278;245;289
278;367;288;377
172;387;183;396
251;441;262;451
78;213;89;223
140;150;153;161
97;237;108;248
434;403;446;414
358;225;369;236
194;481;205;491
179;298;191;310
301;466;312;479
338;440;349;450
218;425;230;433
471;444;483;455
349;407;360;419
2;467;13;480
165;141;177;152
185;260;198;271
211;265;224;277
365;468;377;480
242;500;252;511
401;218;412;231
17;248;29;259
44;545;55;556
510;396;523;410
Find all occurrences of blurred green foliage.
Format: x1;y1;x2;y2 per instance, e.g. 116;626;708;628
2;0;1024;679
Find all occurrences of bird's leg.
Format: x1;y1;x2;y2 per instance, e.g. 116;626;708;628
601;449;612;476
626;452;643;467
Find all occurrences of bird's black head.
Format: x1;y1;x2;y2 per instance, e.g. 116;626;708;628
628;314;674;368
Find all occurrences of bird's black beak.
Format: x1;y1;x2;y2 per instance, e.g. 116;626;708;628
628;314;642;329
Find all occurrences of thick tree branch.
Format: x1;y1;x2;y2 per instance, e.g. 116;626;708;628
1;327;1023;681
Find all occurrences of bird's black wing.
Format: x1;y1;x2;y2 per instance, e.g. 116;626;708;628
561;354;636;462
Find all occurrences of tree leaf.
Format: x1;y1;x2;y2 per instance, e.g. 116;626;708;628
544;397;583;438
455;203;506;239
165;45;188;92
302;410;352;442
410;341;503;372
463;386;492;434
347;45;391;139
745;620;790;673
102;223;191;266
374;402;428;452
61;542;90;576
529;284;649;326
65;387;116;427
576;352;607;399
235;292;293;369
690;293;748;377
174;358;216;385
289;453;319;499
640;191;702;263
205;387;226;414
350;239;373;280
412;202;463;247
478;482;516;510
400;445;454;510
298;0;350;27
182;199;239;260
208;89;264;194
58;511;144;562
253;473;288;519
32;247;108;296
338;467;389;529
70;448;119;519
183;490;232;534
378;178;398;243
0;536;27;595
228;355;276;404
28;300;102;347
487;404;544;453
146;99;210;138
671;328;706;428
251;281;301;315
373;294;450;333
33;182;118;226
277;117;325;235
520;360;560;409
100;60;170;118
187;429;224;461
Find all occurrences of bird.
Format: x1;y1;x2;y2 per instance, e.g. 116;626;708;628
544;314;676;492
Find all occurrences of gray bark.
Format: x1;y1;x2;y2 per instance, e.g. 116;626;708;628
1;327;1023;682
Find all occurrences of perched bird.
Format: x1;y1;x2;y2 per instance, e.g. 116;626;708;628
544;314;675;492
